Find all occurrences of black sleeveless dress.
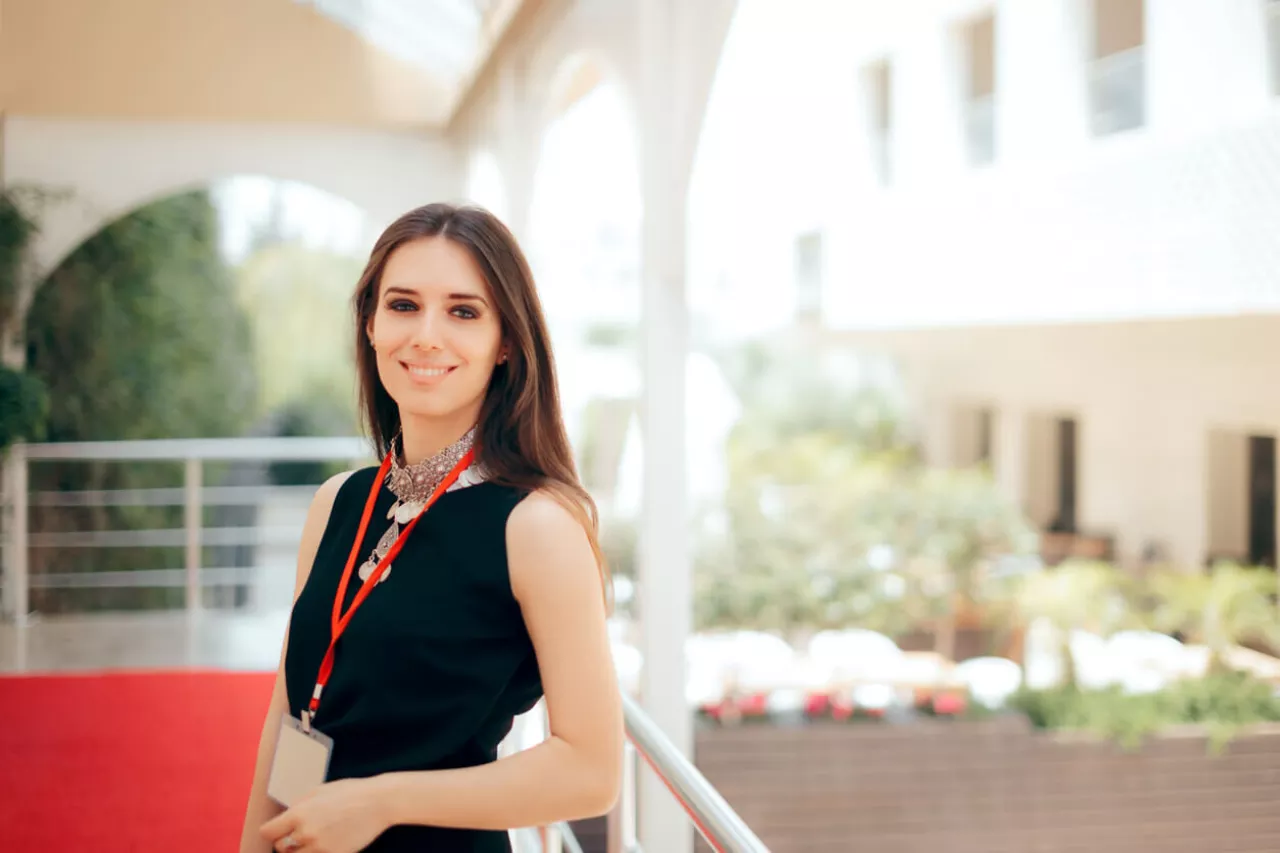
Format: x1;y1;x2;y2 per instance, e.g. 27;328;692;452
283;466;543;852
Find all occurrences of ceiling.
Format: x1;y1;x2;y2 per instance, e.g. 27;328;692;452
294;0;524;118
0;0;527;128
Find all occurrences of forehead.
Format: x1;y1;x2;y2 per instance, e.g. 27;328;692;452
380;236;490;298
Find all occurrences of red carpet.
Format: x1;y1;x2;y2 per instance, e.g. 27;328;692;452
0;669;275;852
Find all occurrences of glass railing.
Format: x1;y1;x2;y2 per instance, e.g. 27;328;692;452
1089;47;1145;136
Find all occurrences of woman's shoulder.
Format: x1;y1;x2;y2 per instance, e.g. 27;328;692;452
323;464;380;508
504;488;590;553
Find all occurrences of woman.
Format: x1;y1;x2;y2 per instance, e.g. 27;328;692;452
239;203;623;853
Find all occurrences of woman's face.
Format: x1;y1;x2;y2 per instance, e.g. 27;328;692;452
368;237;504;430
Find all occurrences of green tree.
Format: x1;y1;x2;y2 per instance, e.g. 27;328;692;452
1012;559;1136;688
233;242;363;422
23;189;258;611
694;342;1036;643
0;187;51;447
1149;562;1280;674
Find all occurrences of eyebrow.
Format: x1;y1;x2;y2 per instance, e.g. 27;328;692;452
383;286;489;306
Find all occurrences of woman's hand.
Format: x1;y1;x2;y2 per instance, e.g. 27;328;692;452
260;777;390;853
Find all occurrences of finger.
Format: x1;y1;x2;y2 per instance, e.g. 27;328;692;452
273;830;310;853
260;809;296;842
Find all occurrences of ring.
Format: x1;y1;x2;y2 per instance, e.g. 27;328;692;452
280;836;301;852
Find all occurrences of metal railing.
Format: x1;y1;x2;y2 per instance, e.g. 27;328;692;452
509;696;769;853
4;438;772;852
619;694;768;853
1;437;372;622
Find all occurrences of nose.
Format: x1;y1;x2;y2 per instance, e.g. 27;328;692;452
408;304;448;352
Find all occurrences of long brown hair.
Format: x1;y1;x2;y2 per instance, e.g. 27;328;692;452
352;203;608;591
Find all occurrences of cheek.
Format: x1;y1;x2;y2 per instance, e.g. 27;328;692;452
464;320;503;364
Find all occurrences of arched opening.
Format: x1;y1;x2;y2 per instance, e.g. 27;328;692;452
16;176;371;613
463;149;511;225
528;55;642;520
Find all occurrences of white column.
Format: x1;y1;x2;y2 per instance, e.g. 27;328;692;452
996;0;1091;166
637;1;692;852
994;406;1028;514
493;63;539;244
922;398;954;469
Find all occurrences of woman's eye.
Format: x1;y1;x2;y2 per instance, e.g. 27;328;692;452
452;305;479;320
387;300;417;312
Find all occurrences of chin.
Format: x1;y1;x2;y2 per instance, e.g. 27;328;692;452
396;390;485;424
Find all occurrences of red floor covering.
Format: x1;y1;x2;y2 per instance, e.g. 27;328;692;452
0;670;275;852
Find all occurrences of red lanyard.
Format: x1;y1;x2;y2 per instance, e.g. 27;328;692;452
303;445;477;728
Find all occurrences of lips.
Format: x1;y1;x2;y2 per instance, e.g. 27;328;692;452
401;363;457;384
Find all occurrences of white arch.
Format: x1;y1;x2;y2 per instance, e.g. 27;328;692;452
527;72;643;467
4;117;462;275
463;148;512;225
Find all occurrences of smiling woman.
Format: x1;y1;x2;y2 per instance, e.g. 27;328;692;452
367;237;506;438
239;203;622;853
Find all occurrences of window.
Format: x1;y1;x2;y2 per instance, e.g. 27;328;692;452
793;230;824;321
960;14;997;165
1088;0;1146;136
862;59;893;184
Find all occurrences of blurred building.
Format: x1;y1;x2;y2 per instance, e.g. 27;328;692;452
765;0;1280;573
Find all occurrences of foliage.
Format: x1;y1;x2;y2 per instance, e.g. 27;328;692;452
1148;562;1280;674
0;188;40;325
232;242;363;421
1008;671;1280;751
1009;560;1138;687
694;341;1037;638
267;396;356;487
0;366;49;452
23;189;258;611
714;339;915;455
1;186;51;446
600;515;637;581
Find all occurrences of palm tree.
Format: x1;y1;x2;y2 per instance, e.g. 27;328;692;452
1149;562;1280;675
1014;560;1135;688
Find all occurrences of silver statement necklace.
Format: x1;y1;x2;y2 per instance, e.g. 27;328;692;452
357;427;477;584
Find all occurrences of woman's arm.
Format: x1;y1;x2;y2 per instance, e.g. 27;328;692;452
259;490;625;849
375;490;624;829
238;471;350;853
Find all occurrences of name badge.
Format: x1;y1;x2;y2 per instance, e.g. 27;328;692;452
266;714;333;807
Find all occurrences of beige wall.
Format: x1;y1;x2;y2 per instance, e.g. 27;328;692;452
841;314;1280;568
1206;429;1250;560
0;0;450;126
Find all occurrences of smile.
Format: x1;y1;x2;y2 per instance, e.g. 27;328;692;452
401;363;457;383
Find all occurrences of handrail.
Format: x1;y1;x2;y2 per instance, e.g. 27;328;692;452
18;436;372;462
6;439;773;852
619;694;769;853
1;438;373;622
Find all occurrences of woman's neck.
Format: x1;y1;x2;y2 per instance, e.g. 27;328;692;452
399;410;479;466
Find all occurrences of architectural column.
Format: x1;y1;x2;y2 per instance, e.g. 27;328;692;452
996;0;1091;165
921;398;954;469
636;0;693;848
994;406;1028;514
492;61;540;243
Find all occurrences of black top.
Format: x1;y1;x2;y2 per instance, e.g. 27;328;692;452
284;466;542;852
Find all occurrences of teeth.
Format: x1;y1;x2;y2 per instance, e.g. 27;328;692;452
407;365;451;377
